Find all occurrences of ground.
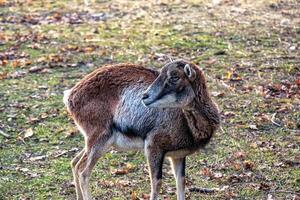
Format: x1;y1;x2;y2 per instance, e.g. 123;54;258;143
0;0;299;199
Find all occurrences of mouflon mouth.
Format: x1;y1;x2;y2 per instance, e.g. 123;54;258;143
142;98;155;107
141;91;160;107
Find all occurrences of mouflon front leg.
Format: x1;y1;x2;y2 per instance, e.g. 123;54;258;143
170;157;186;200
145;143;165;200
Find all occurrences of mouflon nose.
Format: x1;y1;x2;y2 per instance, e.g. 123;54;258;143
142;93;149;100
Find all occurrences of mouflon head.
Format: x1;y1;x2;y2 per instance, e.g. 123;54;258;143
142;60;198;108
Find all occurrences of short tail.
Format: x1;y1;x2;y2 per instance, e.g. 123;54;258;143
63;89;72;110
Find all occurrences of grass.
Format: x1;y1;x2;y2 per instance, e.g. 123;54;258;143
0;0;299;199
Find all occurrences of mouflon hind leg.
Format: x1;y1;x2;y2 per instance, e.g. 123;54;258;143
71;149;85;200
74;131;113;200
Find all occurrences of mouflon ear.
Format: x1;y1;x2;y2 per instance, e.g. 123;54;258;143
184;64;196;81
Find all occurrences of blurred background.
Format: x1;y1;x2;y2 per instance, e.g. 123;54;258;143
0;0;299;199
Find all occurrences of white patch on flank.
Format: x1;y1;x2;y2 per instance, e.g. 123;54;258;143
63;89;71;108
166;149;194;159
113;132;144;151
112;86;150;151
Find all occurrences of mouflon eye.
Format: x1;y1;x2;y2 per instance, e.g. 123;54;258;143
142;93;149;99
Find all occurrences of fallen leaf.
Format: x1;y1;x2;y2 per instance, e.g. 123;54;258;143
226;71;242;81
17;167;29;173
224;190;237;198
226;71;232;80
12;60;21;68
259;182;270;191
211;91;225;97
47;54;64;63
249;124;258;130
255;113;270;123
60;45;79;52
81;46;96;53
27;116;40;124
267;194;275;200
8;70;27;79
116;180;131;187
231;73;242;81
213;172;223;179
29;155;47;162
292;195;300;200
65;130;78;138
223;111;235;117
0;59;8;66
273;162;285;167
28;66;45;73
204;59;216;66
28;171;39;178
250;142;258;149
28;43;42;49
24;128;34;138
111;168;129;175
243;160;255;170
131;190;138;200
112;163;135;175
233;163;242;171
283;159;300;167
40;68;51;73
234;151;246;159
227;174;242;183
0;0;6;6
141;193;150;199
201;167;213;177
263;80;299;99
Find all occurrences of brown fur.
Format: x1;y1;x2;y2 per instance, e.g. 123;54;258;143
65;61;220;200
